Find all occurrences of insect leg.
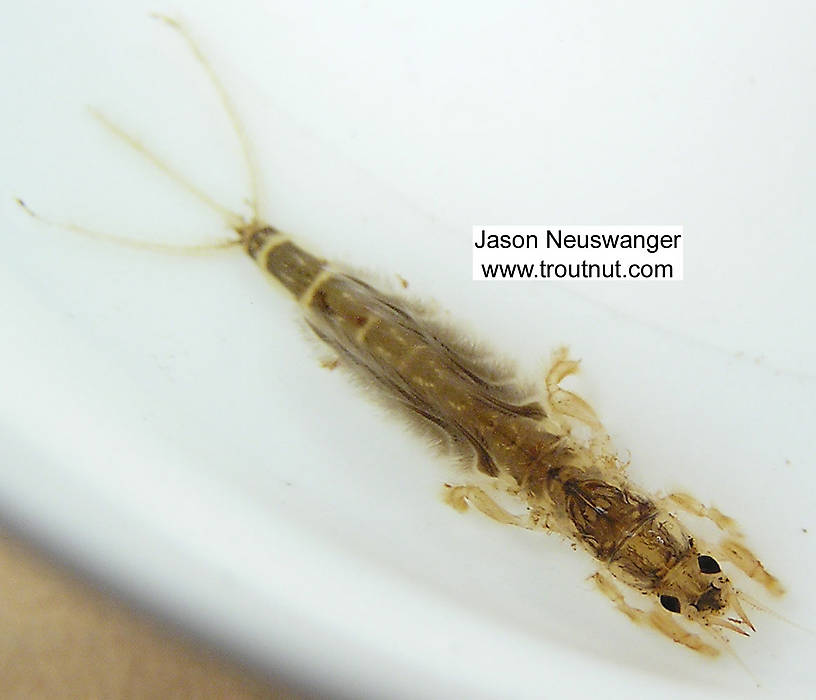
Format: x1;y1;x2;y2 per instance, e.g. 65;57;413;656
591;572;720;656
662;492;743;537
658;495;783;593
543;346;602;431
717;538;785;596
443;484;534;529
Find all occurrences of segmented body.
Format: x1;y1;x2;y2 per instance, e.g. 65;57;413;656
244;223;691;598
21;16;781;656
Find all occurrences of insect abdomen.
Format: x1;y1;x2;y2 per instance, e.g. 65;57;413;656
245;227;559;478
244;226;328;302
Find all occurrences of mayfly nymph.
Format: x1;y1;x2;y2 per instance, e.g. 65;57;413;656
19;15;784;659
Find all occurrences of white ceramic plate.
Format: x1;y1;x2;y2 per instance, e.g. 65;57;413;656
1;2;814;697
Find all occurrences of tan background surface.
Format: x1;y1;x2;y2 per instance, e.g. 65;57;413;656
0;530;298;699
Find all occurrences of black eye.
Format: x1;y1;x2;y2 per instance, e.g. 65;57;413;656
698;555;721;574
660;595;681;613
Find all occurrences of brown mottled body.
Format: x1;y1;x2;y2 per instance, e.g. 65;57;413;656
244;225;556;482
244;225;688;592
22;16;783;657
240;222;783;655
